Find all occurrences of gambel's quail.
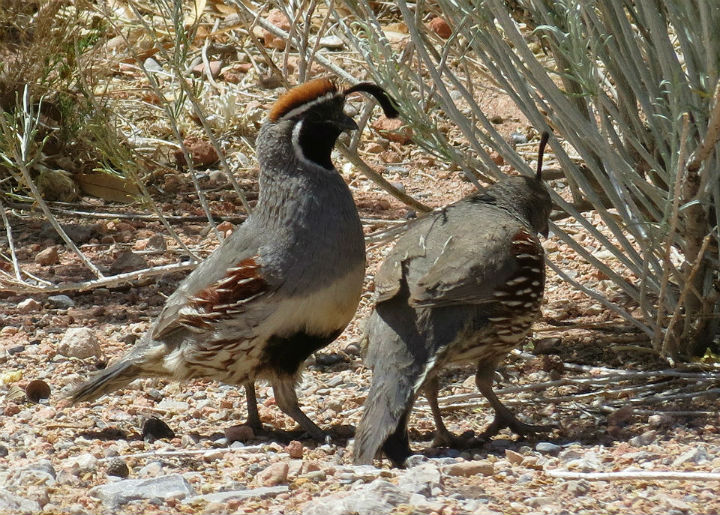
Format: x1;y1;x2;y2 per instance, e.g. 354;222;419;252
354;133;553;466
72;78;399;441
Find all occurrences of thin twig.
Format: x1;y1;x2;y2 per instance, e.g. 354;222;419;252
99;444;266;462
547;470;720;481
661;234;712;355
687;81;720;172
654;114;690;349
0;262;197;294
0;196;24;282
4;201;248;224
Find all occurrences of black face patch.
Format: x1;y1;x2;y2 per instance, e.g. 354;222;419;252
263;329;343;375
298;119;342;170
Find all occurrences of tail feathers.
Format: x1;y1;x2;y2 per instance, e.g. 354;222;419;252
353;367;416;466
70;359;142;404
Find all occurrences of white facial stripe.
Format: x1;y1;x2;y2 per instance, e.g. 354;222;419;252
291;119;334;171
280;92;339;121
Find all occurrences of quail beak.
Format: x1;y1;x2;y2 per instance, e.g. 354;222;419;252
334;113;359;132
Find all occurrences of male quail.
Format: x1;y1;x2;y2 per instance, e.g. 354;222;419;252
72;78;399;441
354;133;553;466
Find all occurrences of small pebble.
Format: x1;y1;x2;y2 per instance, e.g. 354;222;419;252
146;234;167;250
510;132;528;145
109;251;148;274
648;413;673;428
191;60;223;78
427;17;452;39
143;57;163;73
18;298;42;313
365;142;384;153
256;462;289;486
527;495;555;507
225;424;255;443
535;442;562;454
58;328;100;360
35;247;59;266
672;446;709;467
505;449;524;465
441;460;494;477
286;440;304;459
566;479;590;496
47;294;75;309
142;417;175;442
137;461;164;478
344;342;361;356
318;35;344;49
629;430;657;447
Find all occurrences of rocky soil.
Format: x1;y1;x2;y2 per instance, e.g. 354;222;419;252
2;139;720;513
1;5;720;515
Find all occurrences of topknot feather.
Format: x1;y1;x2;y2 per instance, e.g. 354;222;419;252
268;78;338;122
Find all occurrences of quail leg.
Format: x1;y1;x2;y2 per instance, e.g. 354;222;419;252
474;363;553;439
272;378;328;442
425;376;475;448
243;382;263;432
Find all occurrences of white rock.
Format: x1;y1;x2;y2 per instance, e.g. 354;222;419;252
672;446;709;467
302;479;410;515
64;453;99;475
156;398;190;412
58;328;100;359
0;491;40;514
89;474;195;508
17;298;42;313
5;460;56;488
319;35;344;49
398;462;442;496
137;461;164;478
185;486;288;504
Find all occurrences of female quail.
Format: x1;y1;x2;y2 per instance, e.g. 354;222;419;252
354;133;553;466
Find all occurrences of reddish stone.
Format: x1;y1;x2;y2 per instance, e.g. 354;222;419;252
428;17;452;39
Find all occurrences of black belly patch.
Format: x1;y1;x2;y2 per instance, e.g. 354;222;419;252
264;328;343;375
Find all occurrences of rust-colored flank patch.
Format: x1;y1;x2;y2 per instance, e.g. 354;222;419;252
268;78;338;122
192;256;266;312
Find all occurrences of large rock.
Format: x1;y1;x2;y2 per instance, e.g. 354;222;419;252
3;460;56;510
0;491;41;515
89;474;195;508
302;479;416;515
399;462;442;496
5;460;56;488
185;486;288;504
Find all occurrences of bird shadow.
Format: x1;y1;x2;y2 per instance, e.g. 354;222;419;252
78;421;357;447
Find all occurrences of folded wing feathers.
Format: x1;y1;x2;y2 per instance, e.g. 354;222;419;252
171;257;270;331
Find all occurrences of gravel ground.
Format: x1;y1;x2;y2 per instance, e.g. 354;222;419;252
2;17;719;512
2;166;720;514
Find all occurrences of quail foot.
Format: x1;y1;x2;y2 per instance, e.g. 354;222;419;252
71;78;399;442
